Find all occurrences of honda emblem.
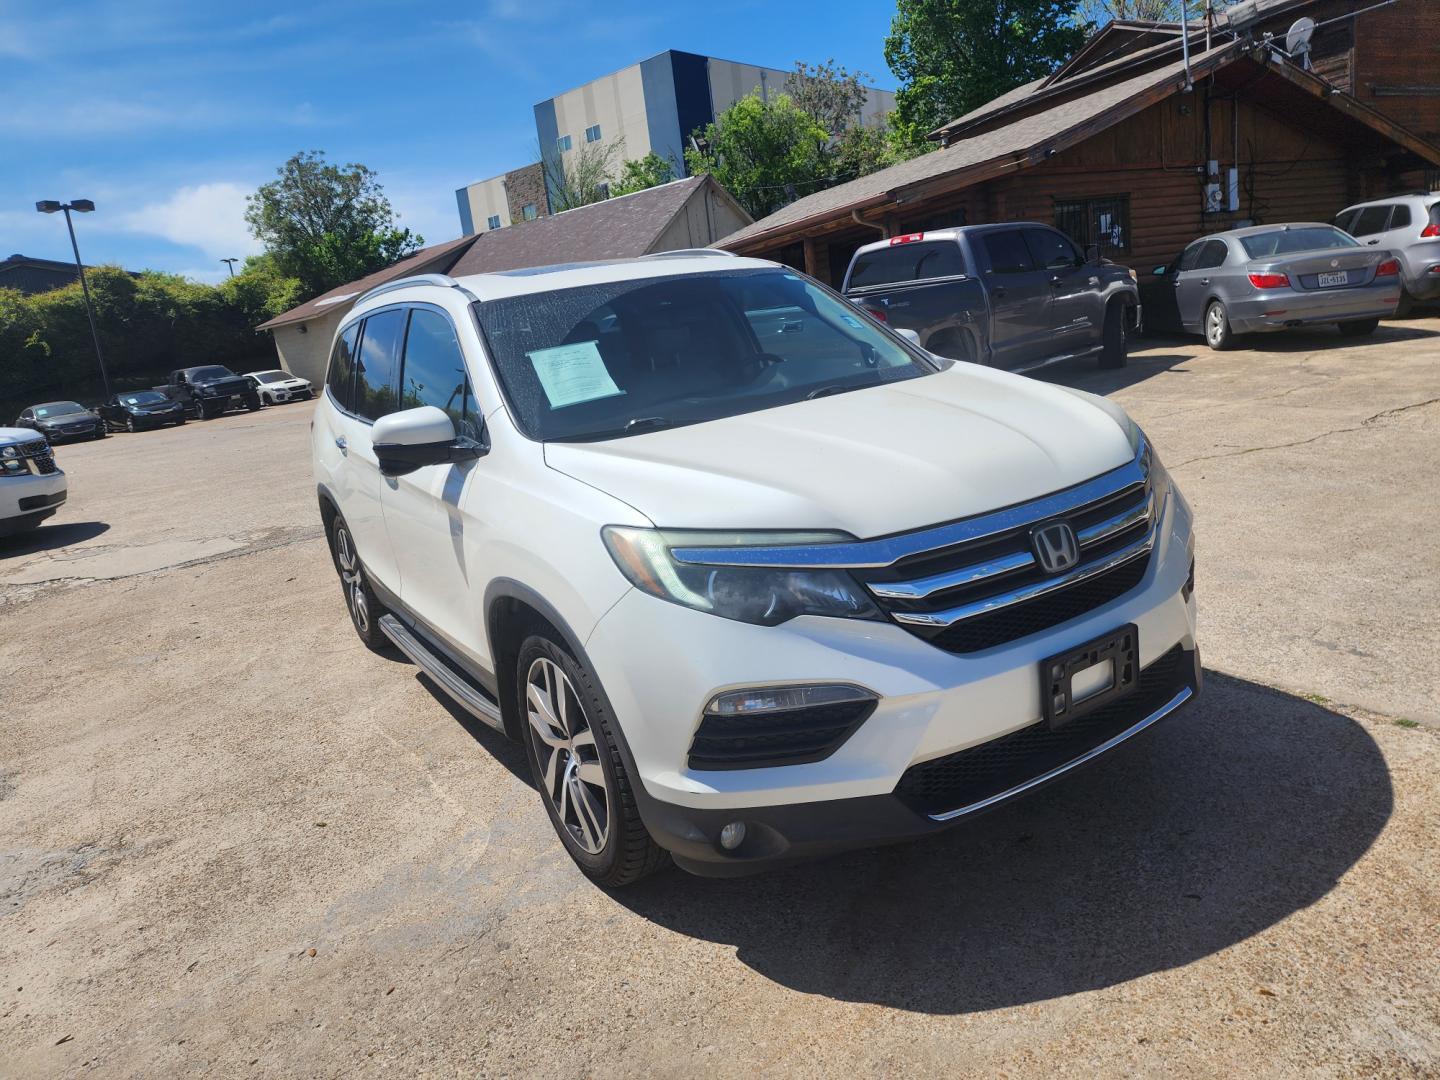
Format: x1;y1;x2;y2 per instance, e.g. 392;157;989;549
1032;522;1080;574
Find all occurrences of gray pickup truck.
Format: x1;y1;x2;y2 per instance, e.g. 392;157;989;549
842;224;1140;372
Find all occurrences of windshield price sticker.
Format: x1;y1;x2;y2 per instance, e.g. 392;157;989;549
527;341;626;410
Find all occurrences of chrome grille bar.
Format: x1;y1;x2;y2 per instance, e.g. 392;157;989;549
890;501;1162;628
869;549;1035;601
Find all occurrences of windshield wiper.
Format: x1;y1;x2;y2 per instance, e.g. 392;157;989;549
624;416;672;433
805;383;861;400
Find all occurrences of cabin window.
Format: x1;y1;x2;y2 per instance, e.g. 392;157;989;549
1055;195;1131;254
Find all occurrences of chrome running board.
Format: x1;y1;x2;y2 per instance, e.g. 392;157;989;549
925;685;1193;822
378;614;505;732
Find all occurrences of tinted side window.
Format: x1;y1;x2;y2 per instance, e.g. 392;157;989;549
326;323;359;412
848;241;965;289
1022;228;1081;270
1177;242;1205;272
400;309;482;440
354;309;406;421
982;231;1035;274
1351;205;1391;236
1335;209;1358;234
1389;204;1411;229
1196;240;1229;270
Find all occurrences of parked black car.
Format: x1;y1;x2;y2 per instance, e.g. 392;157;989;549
15;400;106;442
98;390;188;432
159;366;262;419
841;224;1140;373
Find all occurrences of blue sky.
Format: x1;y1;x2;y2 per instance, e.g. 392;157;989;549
1;0;897;283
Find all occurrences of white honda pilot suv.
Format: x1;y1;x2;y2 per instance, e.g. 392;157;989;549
312;252;1199;886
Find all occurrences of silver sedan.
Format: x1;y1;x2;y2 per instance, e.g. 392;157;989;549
1153;223;1402;349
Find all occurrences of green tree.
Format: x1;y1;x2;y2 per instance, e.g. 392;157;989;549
885;0;1088;144
540;138;624;213
244;151;422;297
1078;0;1179;22
784;59;872;138
684;92;831;219
610;151;677;197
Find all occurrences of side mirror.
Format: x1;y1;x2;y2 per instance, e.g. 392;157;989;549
1152;265;1168;276
372;406;486;477
895;328;922;347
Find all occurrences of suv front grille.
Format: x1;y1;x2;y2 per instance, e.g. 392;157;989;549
853;463;1155;654
894;645;1189;817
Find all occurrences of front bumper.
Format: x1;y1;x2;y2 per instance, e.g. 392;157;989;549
586;484;1198;873
0;470;67;535
1228;284;1399;332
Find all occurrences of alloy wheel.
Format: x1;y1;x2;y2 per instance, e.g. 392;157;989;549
126;418;136;433
1206;305;1225;346
525;657;610;855
334;524;369;635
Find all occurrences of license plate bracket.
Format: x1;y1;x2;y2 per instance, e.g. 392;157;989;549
1317;271;1348;288
1041;624;1138;730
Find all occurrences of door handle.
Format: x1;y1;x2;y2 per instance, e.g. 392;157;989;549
1367;239;1379;245
334;436;347;452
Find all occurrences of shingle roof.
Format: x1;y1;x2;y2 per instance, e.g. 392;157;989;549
448;175;745;277
721;47;1236;251
255;234;478;330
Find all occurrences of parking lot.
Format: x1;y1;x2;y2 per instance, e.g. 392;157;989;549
3;321;1438;1076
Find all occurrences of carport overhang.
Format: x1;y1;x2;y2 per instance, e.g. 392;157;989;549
723;47;1440;262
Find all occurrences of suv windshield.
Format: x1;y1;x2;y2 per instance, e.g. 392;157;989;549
188;366;235;381
474;268;932;442
1241;227;1359;258
34;402;85;418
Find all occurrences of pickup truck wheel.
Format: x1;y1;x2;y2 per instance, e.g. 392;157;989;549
329;517;392;653
1338;318;1380;338
1204;301;1234;351
1099;303;1128;369
518;635;668;887
245;396;261;412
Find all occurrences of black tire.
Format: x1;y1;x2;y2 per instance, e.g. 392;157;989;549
1099;302;1128;369
517;634;668;888
175;417;186;426
1338;317;1380;338
245;396;261;413
1203;300;1234;351
1395;287;1415;319
327;515;393;653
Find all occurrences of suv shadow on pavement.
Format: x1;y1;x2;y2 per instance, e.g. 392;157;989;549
611;673;1392;1015
0;520;110;557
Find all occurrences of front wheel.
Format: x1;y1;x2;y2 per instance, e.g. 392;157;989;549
1338;317;1379;338
518;635;667;887
1099;302;1129;369
1204;300;1234;351
328;516;393;653
126;417;137;433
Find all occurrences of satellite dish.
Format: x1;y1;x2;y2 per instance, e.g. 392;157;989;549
1286;17;1316;68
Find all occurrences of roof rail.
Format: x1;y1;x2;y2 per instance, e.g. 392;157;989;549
353;273;460;307
643;248;738;259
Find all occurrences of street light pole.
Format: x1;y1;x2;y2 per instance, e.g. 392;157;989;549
221;257;238;277
36;199;111;400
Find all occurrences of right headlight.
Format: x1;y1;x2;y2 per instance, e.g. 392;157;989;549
601;526;881;627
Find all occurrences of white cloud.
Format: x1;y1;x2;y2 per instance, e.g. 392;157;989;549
119;183;262;263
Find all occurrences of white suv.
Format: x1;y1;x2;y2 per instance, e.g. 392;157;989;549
311;254;1200;886
1336;192;1440;314
0;427;67;536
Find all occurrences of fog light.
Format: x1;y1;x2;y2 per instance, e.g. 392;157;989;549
719;821;747;850
705;683;874;716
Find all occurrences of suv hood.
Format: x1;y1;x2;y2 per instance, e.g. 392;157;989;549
0;426;41;445
543;365;1134;537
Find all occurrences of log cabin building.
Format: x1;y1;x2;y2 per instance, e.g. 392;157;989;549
718;0;1440;292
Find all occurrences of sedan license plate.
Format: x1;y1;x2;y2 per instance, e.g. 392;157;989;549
1317;271;1348;288
1041;625;1138;730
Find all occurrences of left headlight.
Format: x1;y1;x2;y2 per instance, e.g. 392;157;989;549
602;526;881;627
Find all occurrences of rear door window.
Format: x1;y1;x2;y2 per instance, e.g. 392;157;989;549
847;241;965;289
1350;205;1392;237
1196;240;1229;270
326;323;360;413
353;308;406;421
1177;242;1205;272
981;230;1036;274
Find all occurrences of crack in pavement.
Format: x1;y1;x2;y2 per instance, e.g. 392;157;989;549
0;524;324;603
1170;396;1439;470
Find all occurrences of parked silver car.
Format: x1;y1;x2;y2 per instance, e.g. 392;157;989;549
1153;223;1401;350
1335;193;1440;315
